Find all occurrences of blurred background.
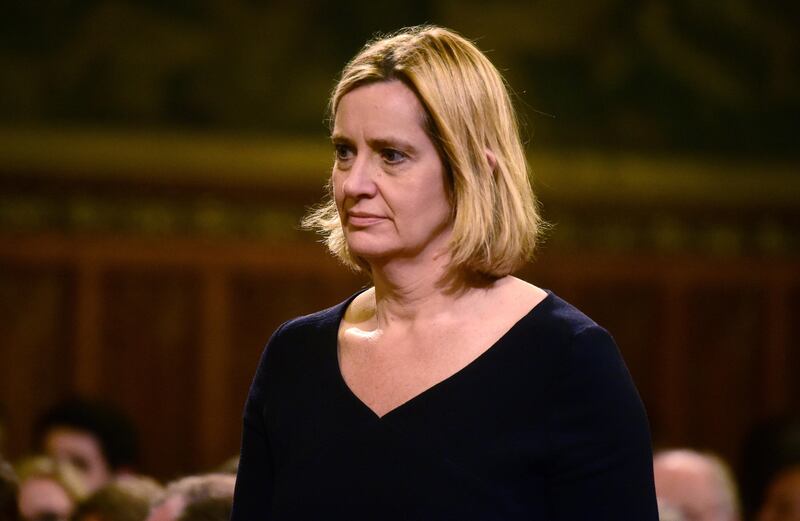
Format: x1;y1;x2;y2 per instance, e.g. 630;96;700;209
0;0;798;484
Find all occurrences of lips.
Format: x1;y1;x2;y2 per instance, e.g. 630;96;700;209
346;211;386;227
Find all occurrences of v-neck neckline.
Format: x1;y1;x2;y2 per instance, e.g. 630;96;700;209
330;288;554;421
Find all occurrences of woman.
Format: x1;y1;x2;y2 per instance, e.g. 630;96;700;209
232;25;658;520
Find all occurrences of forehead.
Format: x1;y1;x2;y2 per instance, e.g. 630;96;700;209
333;80;428;136
45;427;103;457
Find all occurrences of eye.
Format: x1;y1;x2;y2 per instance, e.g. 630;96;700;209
334;144;353;163
381;148;406;164
69;454;90;473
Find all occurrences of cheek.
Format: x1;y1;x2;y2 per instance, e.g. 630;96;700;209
19;480;73;517
332;173;344;207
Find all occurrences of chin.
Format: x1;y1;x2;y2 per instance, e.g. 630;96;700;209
345;239;399;262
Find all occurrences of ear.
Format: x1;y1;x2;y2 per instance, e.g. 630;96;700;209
485;149;498;174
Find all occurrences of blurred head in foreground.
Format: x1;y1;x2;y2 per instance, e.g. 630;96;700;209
654;449;740;521
15;456;86;521
145;474;235;521
72;475;163;521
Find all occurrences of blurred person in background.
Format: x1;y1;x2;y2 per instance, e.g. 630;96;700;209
232;25;657;520
653;448;740;521
659;500;689;521
175;497;232;521
757;466;800;521
144;474;234;521
34;398;138;495
71;475;163;521
1;457;19;521
742;417;800;521
15;456;86;521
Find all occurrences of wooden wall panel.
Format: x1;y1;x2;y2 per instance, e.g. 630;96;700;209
684;286;765;461
0;263;74;459
98;268;202;479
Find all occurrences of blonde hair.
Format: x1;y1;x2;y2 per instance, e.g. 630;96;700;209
302;25;544;278
15;455;88;501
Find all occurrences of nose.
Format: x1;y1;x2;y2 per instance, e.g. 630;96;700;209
340;155;378;199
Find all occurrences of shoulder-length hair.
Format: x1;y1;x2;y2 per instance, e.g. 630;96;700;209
303;25;544;279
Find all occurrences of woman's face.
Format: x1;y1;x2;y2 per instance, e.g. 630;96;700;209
332;80;452;267
18;477;73;521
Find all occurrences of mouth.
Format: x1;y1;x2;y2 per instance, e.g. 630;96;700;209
346;212;386;227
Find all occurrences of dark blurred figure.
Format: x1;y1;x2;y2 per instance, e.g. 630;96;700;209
758;468;800;521
144;475;234;521
71;475;163;521
1;457;19;521
741;417;800;521
34;399;139;494
15;456;86;521
654;448;741;521
175;497;232;521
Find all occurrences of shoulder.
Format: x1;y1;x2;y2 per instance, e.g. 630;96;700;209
517;290;611;355
260;292;359;361
529;292;629;386
535;295;655;504
535;293;651;449
243;292;359;419
514;292;645;424
537;314;657;516
247;292;358;385
537;292;599;334
274;299;349;342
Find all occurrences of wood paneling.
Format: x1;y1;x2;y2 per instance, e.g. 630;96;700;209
684;286;764;458
97;268;202;479
0;263;74;458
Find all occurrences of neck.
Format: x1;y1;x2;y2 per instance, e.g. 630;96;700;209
366;252;496;327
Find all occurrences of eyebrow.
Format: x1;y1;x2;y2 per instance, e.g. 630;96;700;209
330;133;351;144
330;133;418;155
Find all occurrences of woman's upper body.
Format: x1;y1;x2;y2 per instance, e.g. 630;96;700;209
231;288;658;520
232;25;658;519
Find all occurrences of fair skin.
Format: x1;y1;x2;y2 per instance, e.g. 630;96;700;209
44;427;112;494
18;477;74;521
145;496;186;521
653;451;738;521
332;80;546;418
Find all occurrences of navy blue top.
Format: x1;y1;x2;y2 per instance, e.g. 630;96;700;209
231;290;659;520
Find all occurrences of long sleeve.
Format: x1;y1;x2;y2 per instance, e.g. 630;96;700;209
544;325;659;520
231;324;287;520
230;412;273;519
